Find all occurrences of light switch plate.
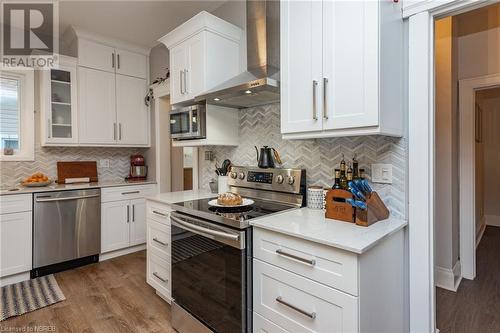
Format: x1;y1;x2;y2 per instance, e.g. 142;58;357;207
99;159;110;168
371;163;392;184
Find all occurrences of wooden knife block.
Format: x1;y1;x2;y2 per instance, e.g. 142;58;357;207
325;189;355;223
355;191;390;227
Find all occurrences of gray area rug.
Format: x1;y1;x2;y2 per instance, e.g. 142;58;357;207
0;275;66;321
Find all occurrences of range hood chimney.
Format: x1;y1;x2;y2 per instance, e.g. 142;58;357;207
195;0;280;109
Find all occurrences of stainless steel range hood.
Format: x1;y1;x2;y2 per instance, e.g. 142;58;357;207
195;0;279;109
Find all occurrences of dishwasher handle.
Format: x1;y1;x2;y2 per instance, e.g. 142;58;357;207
35;194;100;202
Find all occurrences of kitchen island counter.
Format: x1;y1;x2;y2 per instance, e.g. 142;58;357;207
146;189;215;205
251;208;407;254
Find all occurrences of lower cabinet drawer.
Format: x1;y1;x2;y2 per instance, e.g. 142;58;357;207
147;251;171;298
253;259;359;333
146;202;171;225
147;221;170;258
253;312;288;333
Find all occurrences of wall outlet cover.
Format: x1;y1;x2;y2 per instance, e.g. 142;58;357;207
371;163;392;184
99;159;110;168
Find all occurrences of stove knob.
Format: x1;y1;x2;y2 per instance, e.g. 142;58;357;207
287;176;295;185
276;175;284;184
238;172;245;180
230;172;237;179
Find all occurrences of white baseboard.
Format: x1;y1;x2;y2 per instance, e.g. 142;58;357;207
99;244;146;261
435;260;462;292
0;272;30;287
485;214;500;227
476;221;486;247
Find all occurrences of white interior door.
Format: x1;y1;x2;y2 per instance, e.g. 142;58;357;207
280;0;323;134
116;74;149;145
78;67;117;144
322;0;379;130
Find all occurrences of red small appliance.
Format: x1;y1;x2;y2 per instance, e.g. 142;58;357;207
127;154;148;181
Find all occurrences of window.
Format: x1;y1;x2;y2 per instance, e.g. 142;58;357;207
0;69;34;161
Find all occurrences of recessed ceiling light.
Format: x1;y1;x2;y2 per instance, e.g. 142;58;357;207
213;98;220;101
245;90;252;94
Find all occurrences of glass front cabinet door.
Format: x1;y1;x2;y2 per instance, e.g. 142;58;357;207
40;55;78;145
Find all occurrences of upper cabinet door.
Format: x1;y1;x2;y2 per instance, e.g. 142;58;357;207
78;39;115;73
170;44;189;105
78;67;117;144
185;33;205;101
322;1;379;130
280;0;324;134
116;74;149;145
115;48;148;79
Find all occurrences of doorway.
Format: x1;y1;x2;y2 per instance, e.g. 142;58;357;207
171;146;198;192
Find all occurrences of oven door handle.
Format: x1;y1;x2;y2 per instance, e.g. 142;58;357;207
170;215;239;241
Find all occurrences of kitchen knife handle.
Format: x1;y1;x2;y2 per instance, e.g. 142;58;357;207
312;80;318;120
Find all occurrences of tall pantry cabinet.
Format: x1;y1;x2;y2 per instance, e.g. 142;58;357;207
280;0;404;139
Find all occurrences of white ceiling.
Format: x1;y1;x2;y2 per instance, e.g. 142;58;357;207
59;1;227;49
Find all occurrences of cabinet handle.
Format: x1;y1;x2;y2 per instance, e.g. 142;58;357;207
127;205;130;223
276;296;316;319
323;77;328;120
179;70;183;95
132;204;135;222
153;238;168;246
117;54;120;69
112;53;115;68
119;123;122;140
121;190;140;195
113;123;117;140
47;119;51;138
312;80;318;120
184;69;189;94
276;249;316;266
153;272;168;283
152;210;167;217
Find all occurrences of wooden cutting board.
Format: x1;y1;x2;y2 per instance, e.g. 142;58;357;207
57;161;98;183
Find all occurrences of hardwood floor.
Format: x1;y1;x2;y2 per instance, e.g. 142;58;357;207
437;226;500;333
0;251;174;333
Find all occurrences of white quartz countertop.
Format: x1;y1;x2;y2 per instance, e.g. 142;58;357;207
146;189;215;205
0;180;157;196
250;208;407;254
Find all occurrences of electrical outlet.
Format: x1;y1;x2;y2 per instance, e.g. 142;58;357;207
371;163;392;184
99;159;110;168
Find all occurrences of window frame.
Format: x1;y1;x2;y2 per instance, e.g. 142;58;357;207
0;68;34;161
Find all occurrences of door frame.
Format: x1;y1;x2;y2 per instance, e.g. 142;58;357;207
458;74;500;280
406;1;496;331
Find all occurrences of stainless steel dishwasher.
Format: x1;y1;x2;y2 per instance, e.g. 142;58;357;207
32;188;101;277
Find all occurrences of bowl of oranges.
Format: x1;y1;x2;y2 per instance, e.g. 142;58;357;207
21;173;52;187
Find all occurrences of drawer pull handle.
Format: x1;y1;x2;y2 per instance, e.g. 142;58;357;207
276;296;316;319
153;272;168;283
152;210;168;217
276;249;316;266
121;191;140;195
153;238;168;246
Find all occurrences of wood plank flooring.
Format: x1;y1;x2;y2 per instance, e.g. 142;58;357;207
437;226;500;333
0;251;174;333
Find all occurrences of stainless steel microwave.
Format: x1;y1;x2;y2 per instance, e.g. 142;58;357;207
170;104;206;140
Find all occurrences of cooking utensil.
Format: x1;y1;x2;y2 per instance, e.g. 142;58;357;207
221;159;231;175
255;146;279;168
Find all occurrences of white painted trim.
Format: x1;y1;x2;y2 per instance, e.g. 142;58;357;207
152;80;171;193
435;261;462;292
408;11;435;333
192;148;199;190
458;74;500;280
0;272;30;287
403;0;497;19
99;244;146;261
476;219;486;247
485;214;500;227
155;290;171;304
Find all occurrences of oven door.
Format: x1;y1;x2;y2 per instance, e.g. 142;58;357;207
170;212;249;333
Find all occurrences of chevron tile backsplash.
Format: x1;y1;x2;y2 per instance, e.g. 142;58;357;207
199;103;407;218
0;144;147;188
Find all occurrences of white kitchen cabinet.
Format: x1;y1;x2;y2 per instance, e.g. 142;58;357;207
0;194;32;287
78;38;115;73
116;75;149;145
252;227;406;333
159;11;243;105
281;0;404;139
101;201;130;252
101;185;157;255
115;48;148;79
78;67;117;144
40;55;79;146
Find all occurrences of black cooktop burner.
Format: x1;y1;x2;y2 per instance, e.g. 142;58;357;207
171;197;297;229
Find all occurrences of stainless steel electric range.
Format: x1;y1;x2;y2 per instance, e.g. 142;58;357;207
169;166;306;333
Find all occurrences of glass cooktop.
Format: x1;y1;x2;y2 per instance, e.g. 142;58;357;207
171;197;297;229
